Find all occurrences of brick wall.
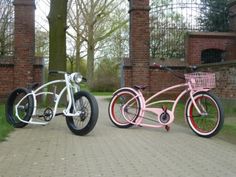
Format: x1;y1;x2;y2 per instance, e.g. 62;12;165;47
198;62;236;99
185;32;236;65
0;0;44;102
149;69;183;96
147;62;236;100
0;57;14;100
0;56;43;101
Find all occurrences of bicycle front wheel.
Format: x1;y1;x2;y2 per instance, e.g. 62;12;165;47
108;89;141;128
66;91;98;136
185;91;224;138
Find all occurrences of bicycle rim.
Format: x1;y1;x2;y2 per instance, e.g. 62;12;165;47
187;93;221;136
110;91;140;127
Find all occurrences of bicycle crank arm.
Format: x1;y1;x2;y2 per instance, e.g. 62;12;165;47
63;110;82;117
55;112;64;117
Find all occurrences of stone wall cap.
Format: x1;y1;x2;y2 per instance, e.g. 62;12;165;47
150;59;187;67
0;56;14;66
187;32;236;37
13;0;36;8
34;57;44;66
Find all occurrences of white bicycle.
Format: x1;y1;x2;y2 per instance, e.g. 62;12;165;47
6;71;99;136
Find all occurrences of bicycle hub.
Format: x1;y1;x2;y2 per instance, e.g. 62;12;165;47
159;111;170;124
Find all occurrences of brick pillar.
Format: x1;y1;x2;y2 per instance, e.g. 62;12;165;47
227;1;236;60
13;0;35;88
127;0;150;89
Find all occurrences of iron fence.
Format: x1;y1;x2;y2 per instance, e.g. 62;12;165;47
150;0;229;61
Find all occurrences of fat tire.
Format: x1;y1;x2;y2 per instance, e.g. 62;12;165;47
185;91;224;138
66;91;98;136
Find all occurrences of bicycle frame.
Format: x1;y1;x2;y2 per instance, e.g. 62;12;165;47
15;73;81;125
119;81;209;128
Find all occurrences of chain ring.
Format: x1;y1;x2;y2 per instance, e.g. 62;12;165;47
159;112;170;124
43;107;53;121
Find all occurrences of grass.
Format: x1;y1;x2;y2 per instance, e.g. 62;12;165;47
216;99;236;144
0;104;14;142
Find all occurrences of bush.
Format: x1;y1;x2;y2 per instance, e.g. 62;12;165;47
90;58;120;92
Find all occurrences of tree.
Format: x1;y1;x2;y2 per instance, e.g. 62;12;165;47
67;0;127;87
91;58;120;92
35;30;49;57
67;0;87;72
97;5;129;62
0;0;13;56
47;0;68;75
198;0;229;32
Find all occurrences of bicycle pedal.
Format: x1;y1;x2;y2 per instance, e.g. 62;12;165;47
165;125;170;132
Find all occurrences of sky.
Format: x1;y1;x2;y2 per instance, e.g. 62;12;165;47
35;0;50;32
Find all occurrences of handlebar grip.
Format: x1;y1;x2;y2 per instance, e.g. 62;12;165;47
187;65;197;71
153;63;166;69
188;65;197;69
82;77;87;82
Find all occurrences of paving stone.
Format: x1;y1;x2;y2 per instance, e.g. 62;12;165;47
0;96;235;177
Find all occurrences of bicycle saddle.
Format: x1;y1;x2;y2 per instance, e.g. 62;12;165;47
133;85;148;90
28;82;40;90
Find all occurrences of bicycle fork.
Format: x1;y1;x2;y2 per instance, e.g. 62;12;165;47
189;91;207;116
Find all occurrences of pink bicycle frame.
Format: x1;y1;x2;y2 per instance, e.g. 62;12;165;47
120;82;209;128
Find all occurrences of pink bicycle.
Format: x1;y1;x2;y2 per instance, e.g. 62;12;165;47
108;65;224;138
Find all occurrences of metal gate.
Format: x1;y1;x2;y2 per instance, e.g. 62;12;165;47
150;0;229;60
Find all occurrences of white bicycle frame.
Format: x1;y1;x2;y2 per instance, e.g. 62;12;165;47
118;81;209;128
15;72;82;125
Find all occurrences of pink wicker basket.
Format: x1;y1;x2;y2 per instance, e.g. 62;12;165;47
184;72;216;90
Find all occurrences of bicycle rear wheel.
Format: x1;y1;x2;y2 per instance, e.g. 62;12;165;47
185;91;224;138
66;91;98;136
108;89;141;128
5;88;34;128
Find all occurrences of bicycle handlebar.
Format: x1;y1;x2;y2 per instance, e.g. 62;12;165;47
152;63;198;80
49;70;67;75
49;70;87;82
152;63;197;71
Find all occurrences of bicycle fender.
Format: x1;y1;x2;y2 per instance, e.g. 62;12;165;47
112;87;140;96
112;87;146;111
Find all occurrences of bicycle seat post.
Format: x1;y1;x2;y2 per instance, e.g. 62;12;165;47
53;85;57;102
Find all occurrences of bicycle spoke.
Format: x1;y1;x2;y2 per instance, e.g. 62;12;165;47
186;92;223;137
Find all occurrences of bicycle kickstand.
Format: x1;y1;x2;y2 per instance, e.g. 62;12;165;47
165;125;170;132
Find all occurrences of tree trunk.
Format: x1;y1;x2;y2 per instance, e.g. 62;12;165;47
87;25;95;88
48;0;67;76
75;31;81;72
75;5;81;72
47;0;68;104
87;43;95;88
